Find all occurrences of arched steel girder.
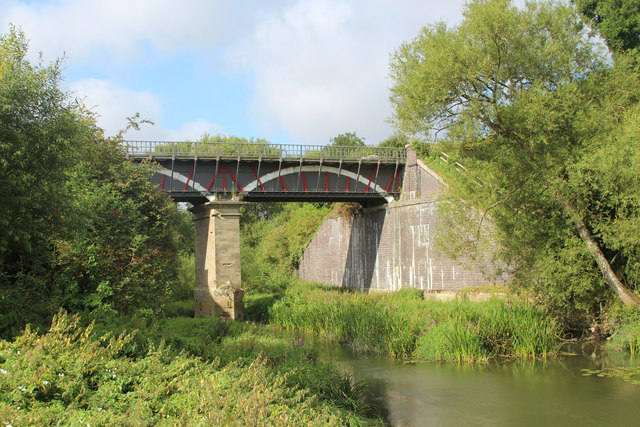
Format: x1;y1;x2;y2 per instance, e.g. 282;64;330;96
155;164;395;203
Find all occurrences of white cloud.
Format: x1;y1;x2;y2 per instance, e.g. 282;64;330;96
69;78;162;137
165;120;226;142
69;78;224;140
1;0;234;63
235;0;465;145
2;0;468;145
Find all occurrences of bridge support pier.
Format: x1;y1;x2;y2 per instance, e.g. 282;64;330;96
192;201;245;320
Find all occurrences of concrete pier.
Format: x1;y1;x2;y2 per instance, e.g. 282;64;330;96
192;201;245;320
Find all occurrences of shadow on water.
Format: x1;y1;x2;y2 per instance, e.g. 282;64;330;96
273;328;640;427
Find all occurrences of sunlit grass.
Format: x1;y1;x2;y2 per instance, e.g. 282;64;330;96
270;282;559;362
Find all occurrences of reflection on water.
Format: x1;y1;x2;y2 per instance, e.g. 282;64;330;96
276;329;640;427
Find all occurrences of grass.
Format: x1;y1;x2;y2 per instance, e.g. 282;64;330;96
606;308;640;357
270;282;559;362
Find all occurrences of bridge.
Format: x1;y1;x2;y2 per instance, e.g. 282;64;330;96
126;141;406;206
126;141;407;321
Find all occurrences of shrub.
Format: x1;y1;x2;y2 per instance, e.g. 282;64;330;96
0;311;380;425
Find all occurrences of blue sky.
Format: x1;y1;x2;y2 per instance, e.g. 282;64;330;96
1;0;467;145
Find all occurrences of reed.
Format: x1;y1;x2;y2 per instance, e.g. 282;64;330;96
270;282;558;362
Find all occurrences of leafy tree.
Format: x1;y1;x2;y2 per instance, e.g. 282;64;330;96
0;27;102;330
389;0;640;314
0;28;85;272
54;160;183;314
576;0;640;53
377;134;408;148
0;27;185;334
330;132;365;147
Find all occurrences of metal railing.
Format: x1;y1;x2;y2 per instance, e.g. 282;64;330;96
125;141;406;163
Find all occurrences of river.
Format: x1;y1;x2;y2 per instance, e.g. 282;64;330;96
292;332;640;426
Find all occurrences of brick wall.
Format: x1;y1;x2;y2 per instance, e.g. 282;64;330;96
297;146;507;291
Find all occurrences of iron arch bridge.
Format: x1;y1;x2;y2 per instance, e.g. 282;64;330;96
126;141;406;206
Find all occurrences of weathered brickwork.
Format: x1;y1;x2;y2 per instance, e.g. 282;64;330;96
401;144;444;202
297;148;506;291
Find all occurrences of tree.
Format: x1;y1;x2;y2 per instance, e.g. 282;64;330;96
0;27;100;331
378;134;408;149
0;27;185;335
576;0;640;53
389;0;640;311
0;27;87;271
330;132;365;147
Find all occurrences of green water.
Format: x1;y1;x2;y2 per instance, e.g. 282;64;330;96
294;333;640;426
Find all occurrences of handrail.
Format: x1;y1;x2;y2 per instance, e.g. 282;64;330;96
125;140;407;163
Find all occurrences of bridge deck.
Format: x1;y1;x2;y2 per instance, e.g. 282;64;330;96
126;141;406;205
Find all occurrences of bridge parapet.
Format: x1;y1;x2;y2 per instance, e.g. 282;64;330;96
126;140;406;163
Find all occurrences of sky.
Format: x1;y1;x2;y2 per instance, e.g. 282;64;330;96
0;0;467;145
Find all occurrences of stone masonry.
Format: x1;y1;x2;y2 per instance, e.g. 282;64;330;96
192;201;245;320
297;146;507;292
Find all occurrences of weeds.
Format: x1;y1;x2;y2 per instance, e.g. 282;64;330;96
0;311;381;425
270;282;558;362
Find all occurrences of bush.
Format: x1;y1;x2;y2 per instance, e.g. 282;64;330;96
245;293;278;323
606;308;640;356
0;311;380;425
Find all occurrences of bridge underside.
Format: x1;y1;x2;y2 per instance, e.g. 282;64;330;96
171;190;391;205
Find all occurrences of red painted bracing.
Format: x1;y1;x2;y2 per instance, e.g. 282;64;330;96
345;165;354;192
183;162;195;191
249;164;265;191
365;166;376;193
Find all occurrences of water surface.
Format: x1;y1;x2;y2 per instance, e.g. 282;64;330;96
294;332;640;426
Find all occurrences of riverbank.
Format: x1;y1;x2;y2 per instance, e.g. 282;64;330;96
270;282;558;362
0;310;383;426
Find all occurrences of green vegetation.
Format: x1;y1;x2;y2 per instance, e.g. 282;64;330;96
0;27;192;338
270;282;557;362
389;0;640;330
3;0;640;420
0;312;378;425
576;0;640;54
240;202;332;297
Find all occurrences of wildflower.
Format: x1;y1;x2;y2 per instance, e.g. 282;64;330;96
58;373;65;377
43;380;49;385
0;369;7;375
17;386;26;392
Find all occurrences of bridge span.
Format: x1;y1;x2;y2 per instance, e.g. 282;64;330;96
126;141;407;321
127;141;406;206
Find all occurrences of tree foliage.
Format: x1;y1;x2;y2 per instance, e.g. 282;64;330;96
0;27;185;336
240;203;332;296
576;0;640;53
389;0;640;319
330;132;365;147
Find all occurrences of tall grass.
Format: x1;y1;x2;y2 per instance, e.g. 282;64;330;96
270;282;558;362
607;311;640;357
